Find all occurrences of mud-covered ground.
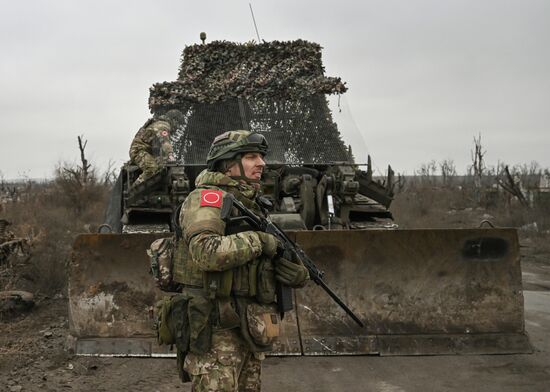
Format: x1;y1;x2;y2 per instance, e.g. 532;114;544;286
1;235;549;392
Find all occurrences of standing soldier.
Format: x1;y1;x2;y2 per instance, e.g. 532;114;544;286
129;109;184;186
178;130;309;391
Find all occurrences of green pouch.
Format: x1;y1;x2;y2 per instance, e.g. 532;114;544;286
155;297;175;345
154;294;194;384
203;270;233;298
256;257;276;304
187;295;214;354
154;294;190;350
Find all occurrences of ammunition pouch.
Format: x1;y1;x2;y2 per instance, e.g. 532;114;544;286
256;257;276;304
154;290;215;382
202;256;276;304
154;294;189;347
203;270;233;298
154;294;192;383
234;298;280;352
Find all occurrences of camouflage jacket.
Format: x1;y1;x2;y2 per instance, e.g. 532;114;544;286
176;170;269;296
129;118;174;162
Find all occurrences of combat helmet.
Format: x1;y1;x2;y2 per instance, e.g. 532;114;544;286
206;130;268;180
156;109;185;130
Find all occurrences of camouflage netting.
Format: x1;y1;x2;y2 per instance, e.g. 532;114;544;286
148;39;353;165
167;96;352;165
149;40;347;107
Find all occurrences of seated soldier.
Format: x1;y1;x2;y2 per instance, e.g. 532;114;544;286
129;109;184;186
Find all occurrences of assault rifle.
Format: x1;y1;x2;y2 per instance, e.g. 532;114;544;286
221;194;365;328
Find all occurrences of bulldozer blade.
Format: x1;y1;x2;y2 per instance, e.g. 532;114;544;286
69;228;531;356
292;228;532;355
69;233;163;356
69;233;301;356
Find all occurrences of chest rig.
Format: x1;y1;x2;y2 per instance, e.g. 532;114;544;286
174;187;276;305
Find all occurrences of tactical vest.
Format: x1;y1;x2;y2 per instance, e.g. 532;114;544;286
173;186;275;303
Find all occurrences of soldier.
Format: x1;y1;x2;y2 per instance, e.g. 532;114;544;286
178;130;309;391
129;109;184;186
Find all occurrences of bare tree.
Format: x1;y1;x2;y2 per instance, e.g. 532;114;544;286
439;159;457;186
55;135;102;214
469;133;486;186
544;169;550;188
416;160;437;186
393;172;407;193
516;161;542;189
62;135;95;186
102;159;119;186
467;133;487;204
78;135;91;184
0;171;6;204
496;165;529;208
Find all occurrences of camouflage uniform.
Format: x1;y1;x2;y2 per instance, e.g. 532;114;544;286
129;118;175;185
176;131;308;391
184;329;262;392
178;170;269;392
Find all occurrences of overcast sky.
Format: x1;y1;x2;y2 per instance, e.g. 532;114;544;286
1;0;549;180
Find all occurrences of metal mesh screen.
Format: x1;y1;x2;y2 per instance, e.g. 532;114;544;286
166;94;351;165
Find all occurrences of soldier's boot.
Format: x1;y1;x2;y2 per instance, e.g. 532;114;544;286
132;164;161;188
132;173;148;187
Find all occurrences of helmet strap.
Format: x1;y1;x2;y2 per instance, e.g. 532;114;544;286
227;154;262;185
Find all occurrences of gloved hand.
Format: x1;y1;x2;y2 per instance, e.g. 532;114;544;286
257;232;279;258
275;257;309;288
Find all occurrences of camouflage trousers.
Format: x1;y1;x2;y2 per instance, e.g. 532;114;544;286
131;151;161;185
184;328;263;392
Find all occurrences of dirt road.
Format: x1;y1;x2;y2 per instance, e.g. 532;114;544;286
262;290;550;392
1;258;549;392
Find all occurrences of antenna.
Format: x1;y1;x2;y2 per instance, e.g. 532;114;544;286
249;2;261;42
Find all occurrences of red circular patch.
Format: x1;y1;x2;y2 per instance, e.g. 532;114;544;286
160;130;169;137
200;190;223;208
203;191;221;204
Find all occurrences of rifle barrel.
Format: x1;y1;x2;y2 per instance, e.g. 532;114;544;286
315;277;365;328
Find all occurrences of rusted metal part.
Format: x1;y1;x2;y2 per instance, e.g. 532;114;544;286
375;333;531;356
69;232;302;356
69;233;166;338
270;290;302;356
69;228;531;356
292;229;531;355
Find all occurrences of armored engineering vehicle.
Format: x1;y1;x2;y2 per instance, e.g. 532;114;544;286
69;39;531;357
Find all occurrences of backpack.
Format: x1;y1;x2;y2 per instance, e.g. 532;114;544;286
148;236;182;292
147;205;183;292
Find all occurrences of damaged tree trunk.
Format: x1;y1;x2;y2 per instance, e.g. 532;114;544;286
497;165;529;208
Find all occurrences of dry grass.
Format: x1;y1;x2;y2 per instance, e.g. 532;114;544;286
392;179;550;232
1;179;109;296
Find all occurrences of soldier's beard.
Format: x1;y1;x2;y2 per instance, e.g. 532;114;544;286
225;161;262;187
